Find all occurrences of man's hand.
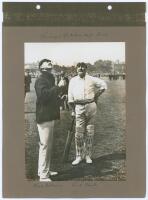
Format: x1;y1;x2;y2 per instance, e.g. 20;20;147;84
58;80;66;87
68;102;75;117
61;94;67;100
71;111;75;117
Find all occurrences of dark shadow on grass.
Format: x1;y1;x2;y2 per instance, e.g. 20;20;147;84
51;152;126;181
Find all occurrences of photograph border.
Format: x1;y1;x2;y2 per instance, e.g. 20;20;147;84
3;26;146;198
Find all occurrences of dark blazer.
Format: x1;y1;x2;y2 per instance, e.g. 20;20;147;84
35;71;60;124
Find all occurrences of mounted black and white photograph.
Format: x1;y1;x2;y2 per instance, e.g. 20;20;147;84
24;42;126;182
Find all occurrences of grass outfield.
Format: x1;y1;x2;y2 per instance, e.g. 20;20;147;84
25;78;126;181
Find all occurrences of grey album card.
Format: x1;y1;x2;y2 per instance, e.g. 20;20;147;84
2;2;146;198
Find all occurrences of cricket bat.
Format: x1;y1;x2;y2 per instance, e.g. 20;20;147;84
63;116;75;162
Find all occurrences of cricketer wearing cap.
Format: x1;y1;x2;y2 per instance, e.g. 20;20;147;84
35;59;65;182
68;62;107;165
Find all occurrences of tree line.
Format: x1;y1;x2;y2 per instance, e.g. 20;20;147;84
25;60;126;77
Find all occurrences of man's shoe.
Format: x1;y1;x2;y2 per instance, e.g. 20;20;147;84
49;171;58;176
40;178;52;182
72;156;82;165
85;155;92;164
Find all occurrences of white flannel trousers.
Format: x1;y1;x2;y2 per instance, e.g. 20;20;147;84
75;102;97;158
37;121;54;179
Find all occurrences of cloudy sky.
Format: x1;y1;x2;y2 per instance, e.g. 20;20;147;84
25;42;125;66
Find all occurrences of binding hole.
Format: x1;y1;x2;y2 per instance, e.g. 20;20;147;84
36;4;41;10
107;5;112;11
